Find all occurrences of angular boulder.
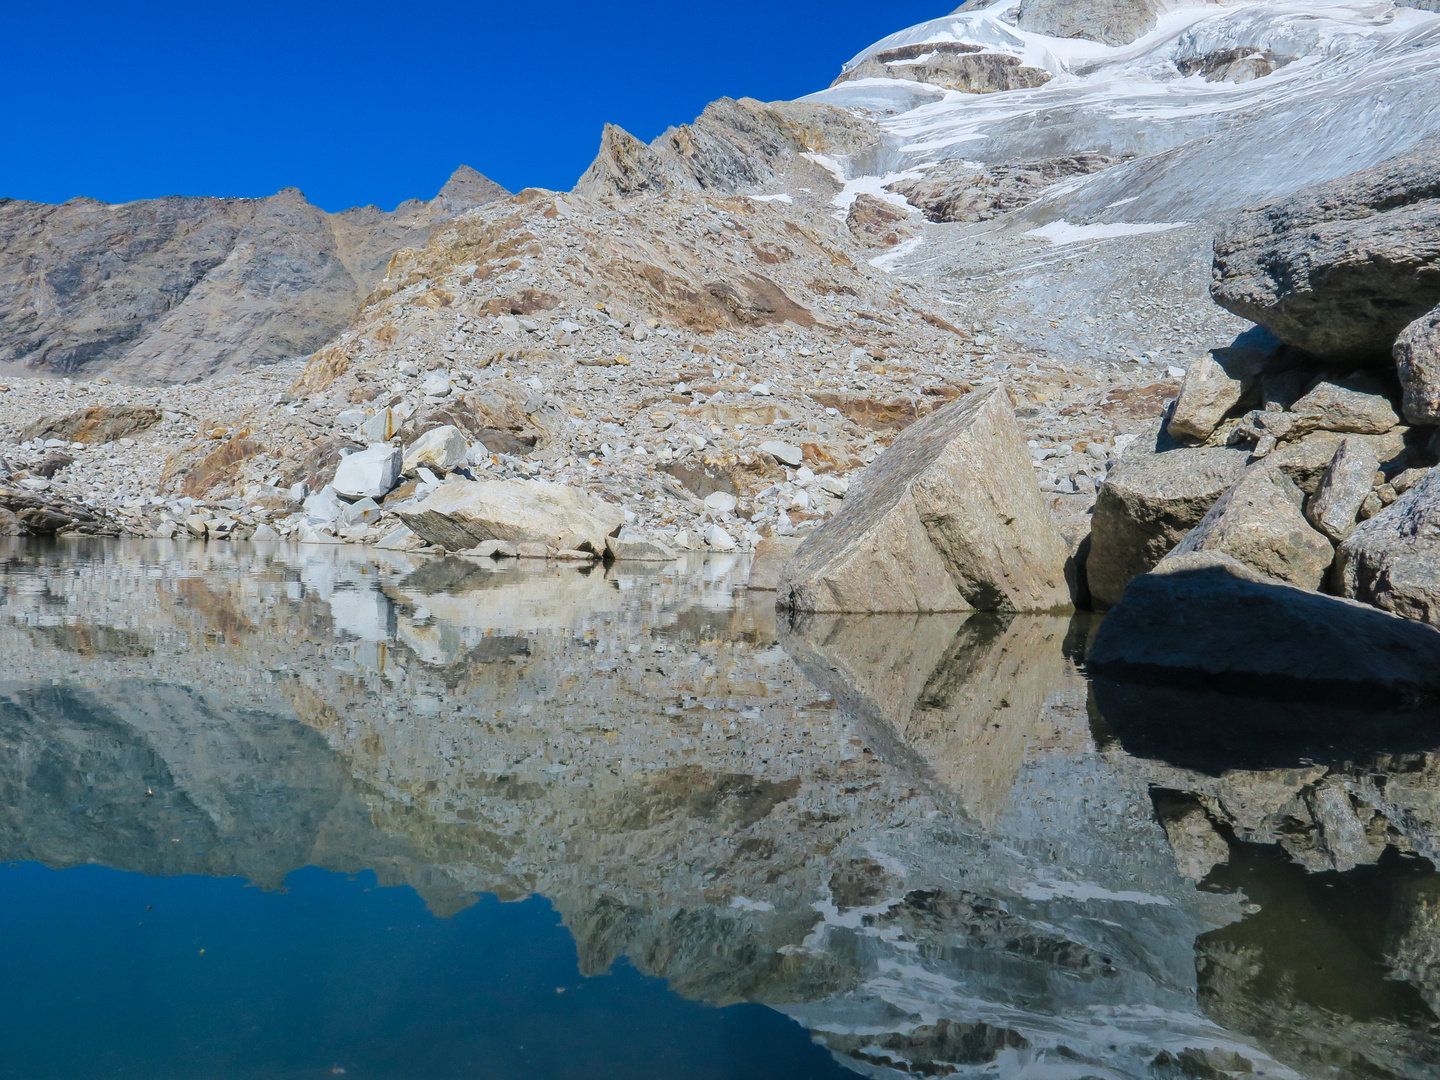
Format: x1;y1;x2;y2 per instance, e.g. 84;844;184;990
332;443;401;499
1287;371;1400;436
605;529;678;562
1211;134;1440;363
1337;467;1440;624
776;386;1071;614
399;479;624;554
1087;439;1251;608
1163;464;1333;590
1396;301;1440;425
402;424;468;477
1306;437;1380;543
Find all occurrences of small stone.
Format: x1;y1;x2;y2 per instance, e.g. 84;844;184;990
421;372;452;397
703;491;738;514
1306;438;1381;543
759;440;803;467
460;538;519;558
750;383;773;396
250;523;280;541
515;541;552;558
705;523;738;550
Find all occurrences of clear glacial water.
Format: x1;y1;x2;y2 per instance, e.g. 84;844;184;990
2;538;1439;1080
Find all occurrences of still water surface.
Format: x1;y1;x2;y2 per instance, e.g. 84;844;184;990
1;539;1438;1079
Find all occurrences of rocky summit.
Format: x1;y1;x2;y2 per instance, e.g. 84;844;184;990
1;0;1439;605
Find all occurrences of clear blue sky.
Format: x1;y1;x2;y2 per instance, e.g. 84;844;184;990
3;1;949;212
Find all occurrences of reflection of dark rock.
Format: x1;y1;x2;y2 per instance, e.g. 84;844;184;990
780;611;1071;821
1197;844;1440;1079
1089;554;1440;772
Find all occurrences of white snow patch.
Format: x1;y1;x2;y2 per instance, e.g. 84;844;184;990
869;235;926;272
749;193;793;204
1025;220;1191;244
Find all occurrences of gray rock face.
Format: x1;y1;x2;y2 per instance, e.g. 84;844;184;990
776;386;1071;614
1338;467;1440;624
1306;437;1380;543
1011;0;1162;46
1090;550;1440;706
1087;439;1251;608
1211;134;1440;364
0;167;507;383
573;98;878;200
1396;301;1440;425
833;43;1051;93
1165;464;1333;590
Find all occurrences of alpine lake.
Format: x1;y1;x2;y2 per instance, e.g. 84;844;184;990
2;537;1438;1080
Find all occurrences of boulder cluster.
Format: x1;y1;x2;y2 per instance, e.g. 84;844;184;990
766;137;1440;708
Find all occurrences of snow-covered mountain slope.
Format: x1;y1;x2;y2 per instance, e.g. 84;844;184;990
809;0;1440;226
785;0;1440;370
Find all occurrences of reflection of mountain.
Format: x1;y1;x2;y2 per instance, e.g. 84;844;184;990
5;538;1440;1077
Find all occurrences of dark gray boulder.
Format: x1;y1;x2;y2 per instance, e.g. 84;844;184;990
1211;135;1440;364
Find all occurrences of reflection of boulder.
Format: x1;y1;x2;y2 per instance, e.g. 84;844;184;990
780;611;1072;823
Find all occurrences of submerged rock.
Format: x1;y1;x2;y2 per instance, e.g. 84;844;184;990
399;479;624;553
777;386;1071;613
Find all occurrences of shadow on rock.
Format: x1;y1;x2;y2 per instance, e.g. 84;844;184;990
1087;554;1440;773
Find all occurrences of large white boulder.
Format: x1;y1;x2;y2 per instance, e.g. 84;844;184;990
402;425;468;477
333;443;402;499
398;479;624;553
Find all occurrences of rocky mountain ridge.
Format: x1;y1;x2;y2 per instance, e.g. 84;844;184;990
0;165;508;383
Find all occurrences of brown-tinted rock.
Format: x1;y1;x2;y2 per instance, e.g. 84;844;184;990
22;406;162;445
777;386;1071;614
1306;437;1381;543
1164;464;1334;589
